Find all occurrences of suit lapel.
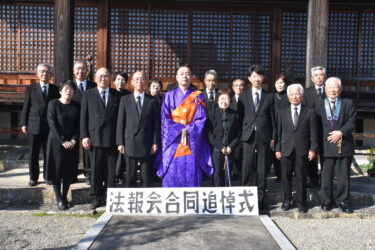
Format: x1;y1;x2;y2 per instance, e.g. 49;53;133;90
286;105;295;129
36;83;46;105
296;105;307;130
101;89;115;124
137;95;151;130
247;89;256;112
94;89;105;121
257;89;266;112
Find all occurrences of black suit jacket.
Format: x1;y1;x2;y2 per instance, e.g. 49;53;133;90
202;88;218;110
303;86;326;109
80;88;121;148
316;98;356;157
276;104;318;157
117;88;132;96
72;80;96;104
207;106;240;151
230;95;239;111
20;83;60;135
116;93;161;158
237;88;276;143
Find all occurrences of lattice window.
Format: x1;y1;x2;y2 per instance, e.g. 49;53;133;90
74;6;98;70
0;5;18;72
150;9;188;78
110;8;149;75
327;12;359;78
19;5;54;71
360;12;375;77
231;11;272;79
281;11;307;78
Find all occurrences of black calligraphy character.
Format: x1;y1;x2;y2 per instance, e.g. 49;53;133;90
184;191;199;214
221;191;235;214
238;190;254;213
109;191;125;213
147;192;162;213
128;191;144;213
202;191;217;214
165;192;180;214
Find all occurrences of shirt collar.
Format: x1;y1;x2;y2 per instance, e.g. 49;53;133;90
97;86;109;94
252;87;261;95
315;84;324;90
134;91;145;99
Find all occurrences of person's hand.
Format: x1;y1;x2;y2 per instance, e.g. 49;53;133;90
62;141;72;149
82;137;91;150
275;151;281;160
270;139;275;149
21;126;28;134
308;150;316;161
328;131;343;143
150;144;158;155
118;145;125;154
69;139;76;149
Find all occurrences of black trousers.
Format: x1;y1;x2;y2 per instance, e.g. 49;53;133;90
28;134;48;181
89;147;117;201
126;156;151;187
272;152;281;178
308;152;324;184
212;149;232;187
232;143;242;179
281;150;308;207
242;136;271;203
320;157;350;205
83;147;91;178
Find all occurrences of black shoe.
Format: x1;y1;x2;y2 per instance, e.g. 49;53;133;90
28;180;38;186
298;206;308;213
57;201;68;210
91;200;105;210
45;180;53;185
337;202;353;214
321;203;332;211
307;179;318;188
258;202;267;211
63;199;73;208
281;201;291;211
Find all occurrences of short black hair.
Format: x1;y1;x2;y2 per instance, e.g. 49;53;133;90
114;71;129;82
248;64;265;77
216;88;233;102
149;78;163;89
59;80;76;92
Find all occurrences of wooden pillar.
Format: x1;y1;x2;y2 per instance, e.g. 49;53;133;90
270;6;282;91
54;0;74;86
97;0;109;69
305;0;328;88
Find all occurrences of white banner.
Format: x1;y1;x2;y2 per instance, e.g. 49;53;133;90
106;187;258;216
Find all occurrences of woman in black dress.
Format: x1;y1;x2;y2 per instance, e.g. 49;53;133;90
46;80;80;210
148;78;163;106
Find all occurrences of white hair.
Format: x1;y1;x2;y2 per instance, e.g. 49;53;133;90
311;66;326;76
325;77;342;89
204;69;217;79
287;83;304;96
36;63;53;73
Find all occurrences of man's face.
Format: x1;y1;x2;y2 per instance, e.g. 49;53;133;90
176;67;192;87
232;80;244;95
248;72;264;89
325;80;341;100
131;72;146;92
95;68;110;89
311;69;325;87
288;87;303;106
73;62;88;81
114;75;126;90
36;66;52;83
204;74;216;91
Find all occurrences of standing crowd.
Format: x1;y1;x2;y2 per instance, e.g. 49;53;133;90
21;62;356;214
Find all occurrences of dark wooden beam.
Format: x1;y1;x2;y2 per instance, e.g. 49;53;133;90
97;0;109;69
305;0;328;88
54;0;75;86
270;5;282;91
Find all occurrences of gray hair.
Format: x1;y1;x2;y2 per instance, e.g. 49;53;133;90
36;63;53;73
325;77;342;89
287;83;304;96
204;69;217;79
311;66;326;76
73;60;88;69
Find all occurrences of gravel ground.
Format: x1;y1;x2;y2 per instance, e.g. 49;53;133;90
273;217;375;250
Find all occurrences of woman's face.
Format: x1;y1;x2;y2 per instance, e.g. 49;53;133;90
114;75;126;90
217;94;230;110
60;85;75;100
275;78;286;93
150;82;161;96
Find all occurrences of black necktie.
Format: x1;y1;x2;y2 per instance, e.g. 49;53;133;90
79;82;84;93
254;92;259;111
136;96;142;115
209;91;214;103
293;107;299;128
101;91;106;107
42;85;47;100
331;100;336;114
317;88;322;100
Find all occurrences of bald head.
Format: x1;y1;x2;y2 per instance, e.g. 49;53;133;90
231;79;245;95
176;66;192;88
131;71;146;93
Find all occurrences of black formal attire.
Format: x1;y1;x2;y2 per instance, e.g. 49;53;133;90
117;88;132;96
167;82;197;91
116;93;160;187
207;106;240;186
272;91;289;180
316;97;356;206
238;88;276;204
202;88;218;111
230;94;242;179
72;80;97;182
20;83;60;182
303;85;326;186
46;99;80;204
276;104;318;208
80;87;121;202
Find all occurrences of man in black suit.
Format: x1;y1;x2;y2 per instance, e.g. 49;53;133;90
80;67;121;209
202;69;219;110
303;66;327;188
72;60;97;184
116;71;160;187
275;84;318;213
21;63;60;186
317;77;356;214
230;79;245;111
237;64;276;209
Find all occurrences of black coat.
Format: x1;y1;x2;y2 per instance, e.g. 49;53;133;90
80;88;121;148
237;88;276;143
207;106;240;151
116;93;161;158
303;86;326;109
72;80;96;104
230;95;239;111
276;104;318;157
20;83;60;135
316;98;356;157
202;88;218;110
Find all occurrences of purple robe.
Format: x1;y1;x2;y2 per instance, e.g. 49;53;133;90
155;86;213;187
